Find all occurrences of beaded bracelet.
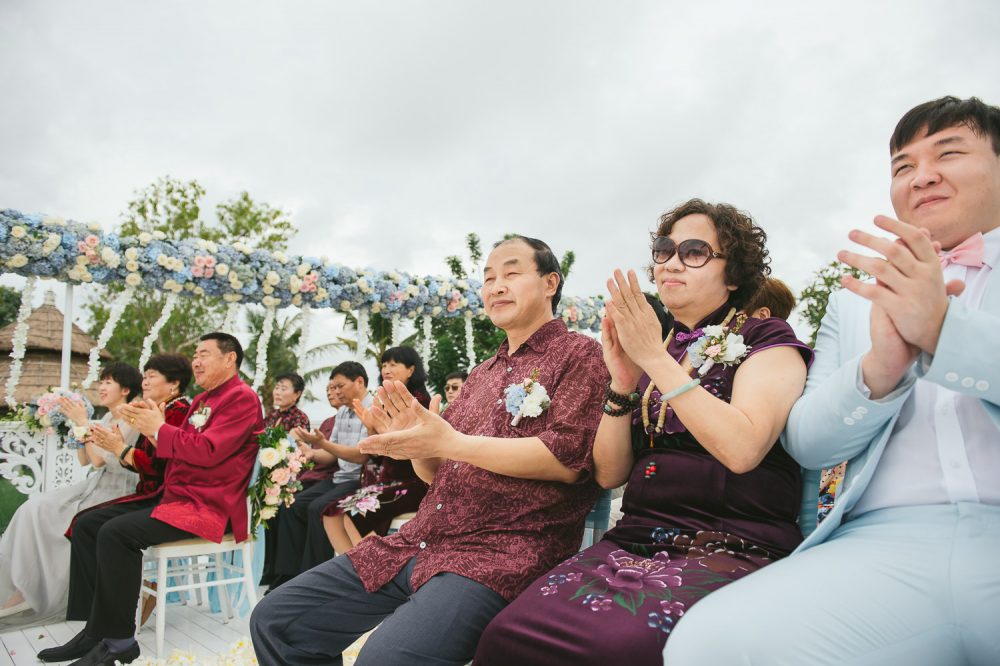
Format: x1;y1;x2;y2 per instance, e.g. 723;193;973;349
604;384;640;408
602;402;633;417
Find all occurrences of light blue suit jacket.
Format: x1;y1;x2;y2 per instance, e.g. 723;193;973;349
784;281;1000;550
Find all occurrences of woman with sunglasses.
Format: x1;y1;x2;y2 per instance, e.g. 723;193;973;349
475;199;812;665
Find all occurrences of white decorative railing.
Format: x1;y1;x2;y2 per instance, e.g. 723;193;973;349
0;422;87;495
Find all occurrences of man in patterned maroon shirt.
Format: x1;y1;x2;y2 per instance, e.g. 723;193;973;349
251;236;609;665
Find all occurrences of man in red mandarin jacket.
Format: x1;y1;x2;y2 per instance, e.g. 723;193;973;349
39;332;263;666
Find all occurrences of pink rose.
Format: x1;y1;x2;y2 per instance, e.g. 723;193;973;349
265;485;281;497
191;266;204;278
204;256;216;268
203;268;214;278
77;241;90;253
704;344;722;358
194;255;206;267
270;467;291;486
288;459;302;474
85;235;100;248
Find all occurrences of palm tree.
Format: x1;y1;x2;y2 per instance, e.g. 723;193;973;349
241;307;340;411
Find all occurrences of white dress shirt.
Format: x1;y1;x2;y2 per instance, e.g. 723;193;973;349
851;227;1000;517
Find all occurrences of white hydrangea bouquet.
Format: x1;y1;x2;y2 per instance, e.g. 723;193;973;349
687;325;750;376
504;368;551;427
248;427;312;531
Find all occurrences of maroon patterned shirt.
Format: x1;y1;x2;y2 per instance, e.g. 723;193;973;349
265;405;310;432
348;318;609;601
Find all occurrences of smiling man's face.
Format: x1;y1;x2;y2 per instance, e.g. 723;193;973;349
890;124;1000;249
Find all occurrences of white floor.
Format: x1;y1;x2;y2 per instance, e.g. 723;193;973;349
0;600;375;665
0;603;253;665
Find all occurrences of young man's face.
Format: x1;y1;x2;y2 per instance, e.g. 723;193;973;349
481;240;557;332
890;124;1000;249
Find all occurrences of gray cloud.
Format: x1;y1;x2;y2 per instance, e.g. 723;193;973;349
3;0;999;332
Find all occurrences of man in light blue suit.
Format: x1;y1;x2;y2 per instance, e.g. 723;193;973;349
665;96;1000;665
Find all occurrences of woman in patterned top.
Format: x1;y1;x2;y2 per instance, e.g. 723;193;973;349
476;199;814;665
265;372;310;433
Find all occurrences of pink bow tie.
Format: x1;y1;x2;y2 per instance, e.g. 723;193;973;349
938;232;985;269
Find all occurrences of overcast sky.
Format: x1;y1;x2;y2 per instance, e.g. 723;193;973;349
3;1;999;405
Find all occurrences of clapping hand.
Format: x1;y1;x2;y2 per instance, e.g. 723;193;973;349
357;381;449;460
291;426;323;446
119;399;166;438
88;423;126;457
59;396;89;427
605;269;668;371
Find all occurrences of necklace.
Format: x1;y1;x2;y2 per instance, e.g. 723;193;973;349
641;307;737;440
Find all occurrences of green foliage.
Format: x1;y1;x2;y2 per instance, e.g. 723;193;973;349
86;177;296;364
0;286;22;329
798;261;867;347
0;478;28;535
424;317;505;393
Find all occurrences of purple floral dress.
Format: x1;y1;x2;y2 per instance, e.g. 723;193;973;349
475;304;813;666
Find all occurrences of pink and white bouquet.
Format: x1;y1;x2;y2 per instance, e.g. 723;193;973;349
11;387;94;444
248;427;313;531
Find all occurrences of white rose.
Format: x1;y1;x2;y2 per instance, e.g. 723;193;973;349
215;263;229;276
7;254;28;268
10;226;26;239
296;263;310;277
223;293;242;302
264;493;282;506
340;300;352;311
272;250;288;264
406;285;420;297
316;288;328;301
126;260;139;272
125;272;142;287
723;334;747;361
124;247;139;261
289;276;302;293
291;294;302;306
431;306;442;316
262;284;274;295
259;506;278;521
266;271;281;286
138;232;153;245
153;230;166;240
702;325;725;338
259;448;282;468
263;295;279;307
43;216;66;226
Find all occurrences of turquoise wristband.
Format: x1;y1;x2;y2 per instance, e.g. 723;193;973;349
658;378;700;403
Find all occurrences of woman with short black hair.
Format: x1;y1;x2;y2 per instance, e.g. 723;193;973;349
0;362;142;627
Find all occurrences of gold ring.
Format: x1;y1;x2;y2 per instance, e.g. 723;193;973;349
129;417;136;425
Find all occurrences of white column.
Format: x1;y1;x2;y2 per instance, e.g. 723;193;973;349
60;284;74;389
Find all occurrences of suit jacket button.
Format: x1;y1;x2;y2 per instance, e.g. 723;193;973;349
975;380;990;391
945;372;959;383
843;417;855;426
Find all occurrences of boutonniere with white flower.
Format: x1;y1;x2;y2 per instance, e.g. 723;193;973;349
189;405;212;430
504;368;551;426
687;325;750;376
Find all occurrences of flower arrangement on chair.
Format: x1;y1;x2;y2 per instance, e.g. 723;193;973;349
248;426;313;532
7;387;94;442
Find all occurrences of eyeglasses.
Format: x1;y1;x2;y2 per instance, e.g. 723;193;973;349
651;237;725;268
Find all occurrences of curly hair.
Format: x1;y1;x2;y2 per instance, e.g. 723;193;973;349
647;198;771;310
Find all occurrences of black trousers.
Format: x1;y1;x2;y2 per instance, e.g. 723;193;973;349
66;498;194;639
273;479;359;580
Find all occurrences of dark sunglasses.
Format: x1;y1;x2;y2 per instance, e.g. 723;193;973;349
651;237;725;268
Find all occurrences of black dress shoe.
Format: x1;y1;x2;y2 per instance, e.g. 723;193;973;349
36;628;99;662
68;641;141;666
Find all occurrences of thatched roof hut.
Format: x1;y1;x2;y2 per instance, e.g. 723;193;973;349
0;291;110;406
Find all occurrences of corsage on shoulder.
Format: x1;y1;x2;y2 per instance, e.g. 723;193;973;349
504;368;551;426
189;405;212;430
687;325;750;376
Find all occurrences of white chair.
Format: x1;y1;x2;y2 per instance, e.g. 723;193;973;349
138;463;261;657
387;511;418;534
